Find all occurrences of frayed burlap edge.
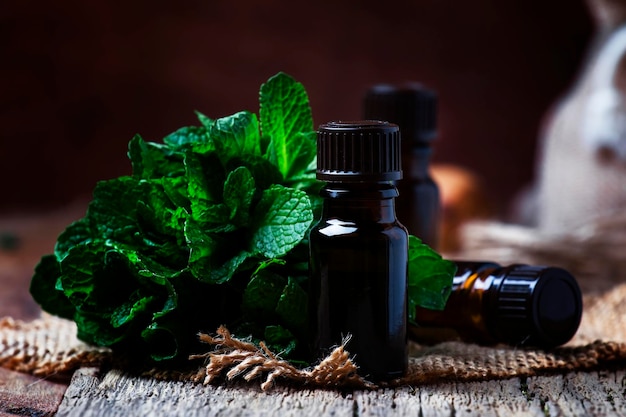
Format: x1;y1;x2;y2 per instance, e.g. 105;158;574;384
186;326;376;390
2;315;626;391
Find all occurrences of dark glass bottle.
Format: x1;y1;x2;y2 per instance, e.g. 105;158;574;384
309;120;408;380
410;261;583;348
363;84;440;250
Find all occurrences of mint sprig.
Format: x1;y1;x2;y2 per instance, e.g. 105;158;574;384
29;72;454;365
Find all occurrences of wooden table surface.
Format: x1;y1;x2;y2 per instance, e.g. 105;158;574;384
1;205;625;417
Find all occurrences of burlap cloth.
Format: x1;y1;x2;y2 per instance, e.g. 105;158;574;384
1;276;625;391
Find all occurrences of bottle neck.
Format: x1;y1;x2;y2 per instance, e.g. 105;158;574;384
319;182;400;223
411;262;502;343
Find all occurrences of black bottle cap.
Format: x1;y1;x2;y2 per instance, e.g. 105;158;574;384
316;120;402;182
363;83;437;146
485;265;583;348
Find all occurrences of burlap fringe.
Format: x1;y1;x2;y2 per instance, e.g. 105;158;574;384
188;326;375;391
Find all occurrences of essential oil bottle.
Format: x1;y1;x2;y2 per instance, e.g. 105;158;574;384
410;261;583;348
308;120;408;380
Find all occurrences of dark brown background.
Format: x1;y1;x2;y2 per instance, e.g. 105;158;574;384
1;1;593;215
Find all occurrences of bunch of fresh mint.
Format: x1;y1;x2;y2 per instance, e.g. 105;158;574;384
29;72;455;365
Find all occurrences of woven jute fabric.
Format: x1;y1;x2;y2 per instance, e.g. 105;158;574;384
0;314;110;378
1;281;626;390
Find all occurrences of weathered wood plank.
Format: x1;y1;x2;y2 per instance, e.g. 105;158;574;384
55;368;626;417
56;368;356;417
529;372;626;416
0;367;68;417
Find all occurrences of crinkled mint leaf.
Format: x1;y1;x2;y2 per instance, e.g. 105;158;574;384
223;166;255;226
185;152;226;219
57;242;106;307
128;135;185;180
112;246;184;285
185;218;249;283
407;235;456;322
225;155;282;193
29;255;74;320
110;292;158;328
54;218;92;261
163;126;209;150
251;185;313;258
75;309;126;347
260;72;314;180
242;270;287;321
160;176;190;209
210;111;261;163
86;177;143;245
190;249;249;284
136;182;187;242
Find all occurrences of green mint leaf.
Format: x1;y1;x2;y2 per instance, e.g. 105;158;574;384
160;176;190;210
275;276;307;331
407;235;456;322
195;110;214;129
185;152;226;219
223;166;255;226
57;242;104;308
242;270;287;321
282;131;317;182
86;177;143;245
185;218;249;283
29;255;74;320
253;258;287;275
110;292;158;328
224;155;282;192
210;111;261;163
251;185;313;258
192;249;249;284
136;181;187;242
259;72;314;179
54;218;92;262
152;279;178;320
264;325;297;357
128;135;185;180
163;126;210;150
141;322;179;361
75;309;126;347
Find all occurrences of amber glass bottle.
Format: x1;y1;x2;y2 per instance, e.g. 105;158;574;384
363;84;440;249
410;261;583;348
309;120;408;380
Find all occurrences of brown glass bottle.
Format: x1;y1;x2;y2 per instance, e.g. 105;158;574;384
309;120;408;380
410;261;583;348
363;84;440;250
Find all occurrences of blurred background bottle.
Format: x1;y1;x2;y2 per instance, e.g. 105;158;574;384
363;83;441;250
